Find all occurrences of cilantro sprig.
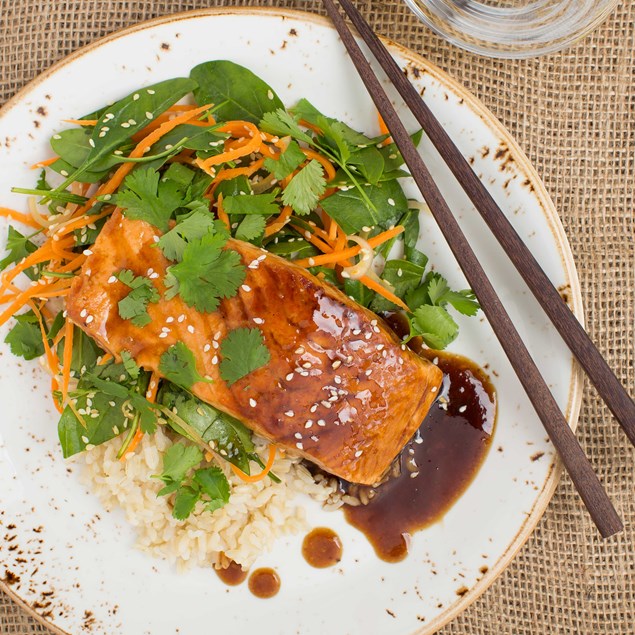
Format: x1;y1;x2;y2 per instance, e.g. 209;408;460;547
159;342;211;389
219;327;271;386
116;269;160;327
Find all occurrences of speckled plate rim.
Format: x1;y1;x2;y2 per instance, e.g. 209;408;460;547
0;7;584;635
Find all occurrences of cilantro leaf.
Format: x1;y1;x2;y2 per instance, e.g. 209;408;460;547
116;269;160;327
370;260;425;313
193;466;230;513
156;442;204;495
172;485;201;520
427;276;480;316
214;175;252;199
222;192;279;216
159;342;210;389
121;350;140;379
219;327;270;386
263;140;305;180
4;311;44;360
235;215;266;242
281;160;326;216
0;227;38;275
157;209;217;261
117;167;190;232
164;233;245;313
409;305;459;350
259;109;313;144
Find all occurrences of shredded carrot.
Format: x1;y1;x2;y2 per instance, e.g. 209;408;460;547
119;372;160;462
119;427;144;461
216;194;230;230
293;225;404;268
298;119;322;135
0;207;41;229
377;112;392;145
61;320;74;404
300;148;336;181
57;254;86;273
259;142;280;159
210;158;265;194
51;377;63;414
289;224;334;255
359;275;410;312
0;241;57;291
264;205;292;237
168;104;198;112
30;156;58;169
55;205;114;237
198;121;262;169
230;444;277;483
30;302;60;376
63;119;97;126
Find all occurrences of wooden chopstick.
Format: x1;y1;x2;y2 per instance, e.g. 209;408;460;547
332;0;635;451
322;0;623;537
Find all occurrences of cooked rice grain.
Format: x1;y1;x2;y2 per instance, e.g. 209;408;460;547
81;427;339;569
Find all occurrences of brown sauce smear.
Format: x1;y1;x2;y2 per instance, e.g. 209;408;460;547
343;314;496;562
302;527;343;568
248;568;281;598
215;560;248;586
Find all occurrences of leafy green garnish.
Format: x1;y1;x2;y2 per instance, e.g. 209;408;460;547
155;442;230;520
157;209;218;261
4;311;44;360
235;215;266;242
222;192;279;216
164;231;245;313
370;260;425;313
281;160;326;216
263;140;305;180
159;342;210;389
426;275;480;316
260;109;313;145
116;167;193;232
191;61;284;124
219;327;270;386
0;227;39;279
116;269;160;327
121;350;140;379
408;304;459;350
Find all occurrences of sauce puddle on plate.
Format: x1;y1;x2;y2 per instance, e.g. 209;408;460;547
215;560;249;586
342;315;497;562
248;568;281;598
302;527;343;568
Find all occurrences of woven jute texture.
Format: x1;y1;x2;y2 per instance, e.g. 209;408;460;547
1;1;633;633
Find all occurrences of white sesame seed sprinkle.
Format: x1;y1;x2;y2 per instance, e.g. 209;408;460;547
317;419;326;427
88;139;95;148
249;398;257;407
203;344;211;352
296;442;304;450
80;308;87;318
86;315;94;324
285;373;294;381
187;325;195;334
241;284;251;292
285;410;295;417
305;420;313;429
310;404;318;413
332;360;342;369
355;450;363;458
159;332;168;338
253;317;264;324
212;356;218;365
459;405;467;413
178;314;186;323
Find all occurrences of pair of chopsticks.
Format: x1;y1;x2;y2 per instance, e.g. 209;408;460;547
322;0;634;537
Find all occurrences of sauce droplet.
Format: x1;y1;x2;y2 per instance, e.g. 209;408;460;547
215;560;248;586
248;568;281;598
302;527;343;568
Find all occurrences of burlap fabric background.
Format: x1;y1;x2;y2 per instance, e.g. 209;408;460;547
0;1;633;633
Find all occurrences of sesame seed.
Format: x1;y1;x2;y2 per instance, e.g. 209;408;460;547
334;376;342;384
121;122;130;128
296;442;304;450
295;347;305;354
267;89;274;100
178;314;186;323
285;410;295;417
159;332;168;338
321;400;332;408
133;93;140;101
302;362;312;369
81;436;89;444
86;315;94;324
459;405;467;413
80;308;87;318
310;404;318;413
212;356;218;365
53;134;62;140
109;401;116;407
388;198;395;206
365;333;372;340
249;398;257;407
214;331;222;340
305;420;313;429
332;360;342;369
147;89;155;95
187;325;195;334
83;249;93;256
146;111;153;119
365;369;372;376
376;344;385;351
203;344;211;352
88;139;95;148
60;170;69;177
341;271;350;279
362;225;372;232
355;450;363;458
212;341;219;349
352;329;361;336
253;317;264;324
399;358;404;365
431;386;438;392
242;284;252;293
285;373;294;381
317;419;326;427
114;150;124;156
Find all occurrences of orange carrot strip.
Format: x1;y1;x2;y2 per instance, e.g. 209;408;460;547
0;243;57;290
359;275;410;312
289;224;334;255
377;112;392;145
30;302;60;376
168;104;198;112
0;207;41;229
97;353;113;366
264;205;292;237
216;194;230;230
293;226;404;267
57;254;87;273
210;158;265;194
230;444;277;483
61;320;74;404
30;156;58;169
300;148;336;181
51;377;63;414
120;427;144;460
56;206;114;237
63;119;97;126
199;121;262;169
298;119;322;135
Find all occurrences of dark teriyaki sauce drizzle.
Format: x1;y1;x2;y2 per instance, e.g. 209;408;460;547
342;314;497;562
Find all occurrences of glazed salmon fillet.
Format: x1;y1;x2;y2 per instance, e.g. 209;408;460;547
67;211;443;484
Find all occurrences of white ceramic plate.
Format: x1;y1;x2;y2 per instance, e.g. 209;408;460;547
0;8;583;635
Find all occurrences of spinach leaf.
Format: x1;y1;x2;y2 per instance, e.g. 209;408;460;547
53;77;196;191
191;61;284;124
320;178;407;234
57;326;104;374
347;146;385;185
370;260;425;313
402;210;428;267
214;175;252;199
344;278;375;308
50;128;124;173
158;383;255;474
264;236;318;259
223;192;279;216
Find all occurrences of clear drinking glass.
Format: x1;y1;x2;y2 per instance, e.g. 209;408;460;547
403;0;619;58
